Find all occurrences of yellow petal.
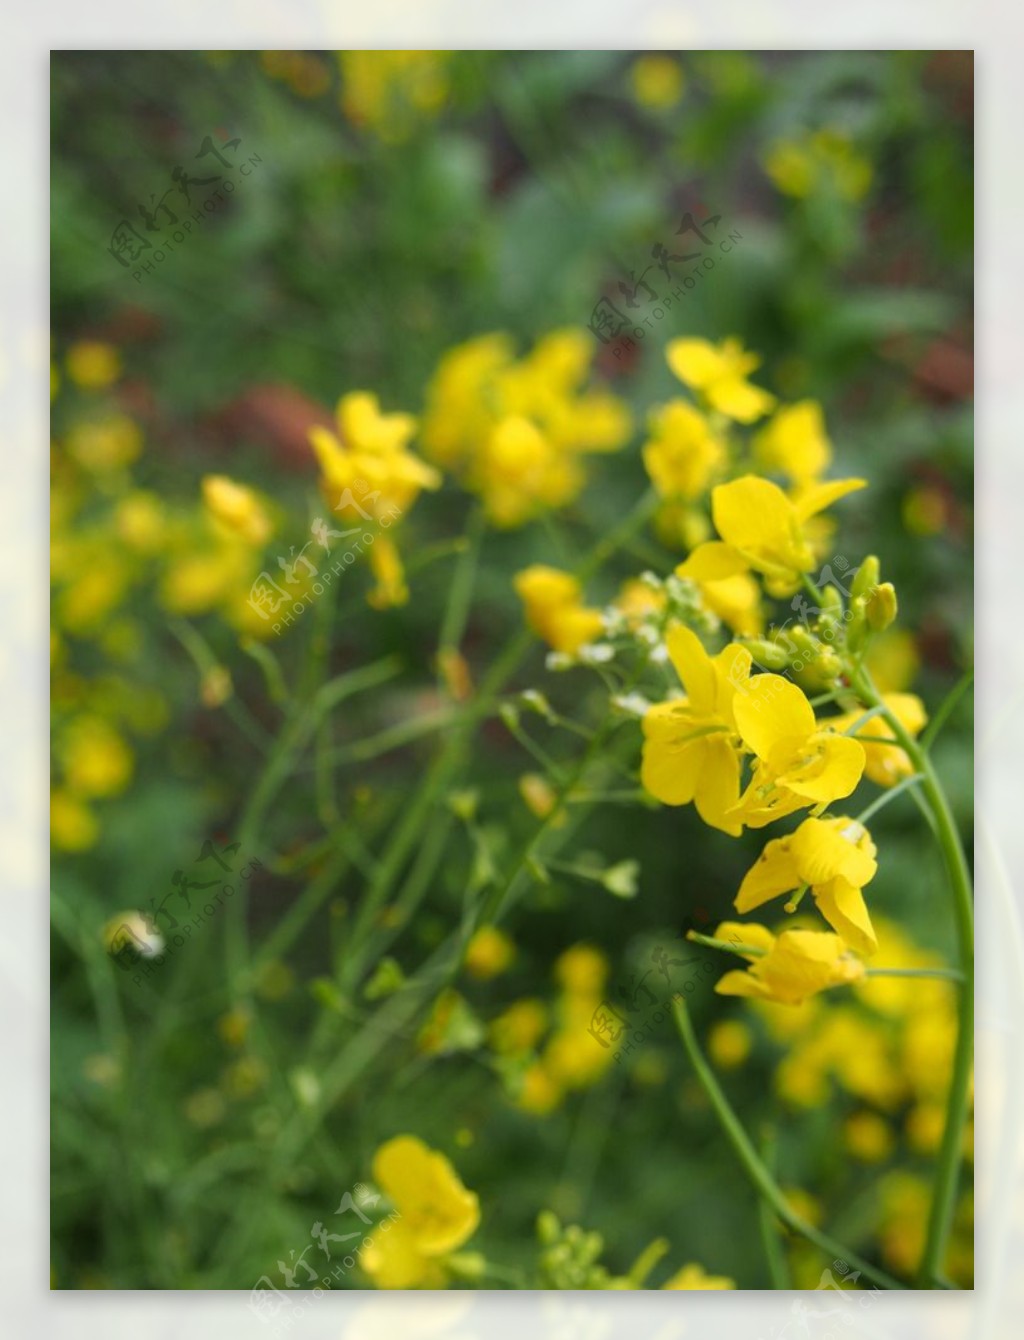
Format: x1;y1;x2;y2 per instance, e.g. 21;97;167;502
790;817;877;888
361;1218;439;1289
706;376;775;424
735;837;801;912
778;734;865;805
694;735;742;836
792;477;867;523
712;476;796;556
665;624;717;711
676;542;749;583
733;674;816;760
371;1135;480;1256
641;719;705;806
814;880;878;957
666;337;724;389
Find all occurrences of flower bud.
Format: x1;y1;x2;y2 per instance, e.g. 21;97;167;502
852;555;881;599
865;582;898;632
742;639;790;671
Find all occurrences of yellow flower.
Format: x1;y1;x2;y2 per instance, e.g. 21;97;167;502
513;565;604;654
115;491;167;554
421;329;630;525
666;337;775;423
463;925;515;980
339;51;449;142
66;415;142;472
309;391;440;518
615;578;666;627
366;533;409;609
752;401;831;486
51;789;98;851
663;1262;734;1290
421;333;515;469
66;340;121;389
640;625;752;835
707;1019;753;1068
828;693;927;787
516;1061;563;1115
680;474;866;595
844;1111;895;1162
631;55;685;110
735;816;878;955
477;415;580;528
201;475;273;546
554;943;609;997
715;922;865;1006
60;716;134;798
729;674;866;828
765;129;872;202
362;1135;480;1288
488;998;548;1055
642;400;726;500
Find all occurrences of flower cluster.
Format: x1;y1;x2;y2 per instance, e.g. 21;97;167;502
421;329;632;527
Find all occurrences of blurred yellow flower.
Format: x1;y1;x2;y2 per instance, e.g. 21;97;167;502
339;51;450;142
666;337;775;423
513;565;604;654
66;415;142;472
630;55;685;110
202;474;274;546
463;925;515;980
707;1018;753;1069
61;716;133;798
642;400;726;500
488;998;548;1055
65;340;121;389
765;128;872;202
829;693;927;787
554;943;609;997
844;1110;894;1162
362;1135;479;1288
51;789;98;851
752;401;831;486
663;1262;734;1289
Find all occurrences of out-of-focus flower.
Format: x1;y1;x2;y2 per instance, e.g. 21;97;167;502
66;340;121;390
752;401;831;486
514;565;604;655
844;1110;895;1162
642;400;726;500
764;128;872;202
51;789;98;851
66;415;142;472
421;329;631;527
663;1262;735;1290
735;816;879;955
666;337;775;423
488;998;548;1055
828;693;927;787
714;922;865;1006
640;624;752;835
463;925;515;980
362;1135;480;1288
338;51;450;142
202;474;274;546
60;716;134;798
707;1018;753;1069
630;55;685;109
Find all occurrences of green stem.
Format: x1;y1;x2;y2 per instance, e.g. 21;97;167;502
671;997;902;1290
866;967;964;982
851;667;973;1286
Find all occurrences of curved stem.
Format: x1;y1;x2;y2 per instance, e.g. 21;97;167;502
672;997;903;1290
850;666;974;1286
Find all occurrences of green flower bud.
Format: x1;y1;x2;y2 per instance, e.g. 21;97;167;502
852;555;881;599
742;639;790;671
